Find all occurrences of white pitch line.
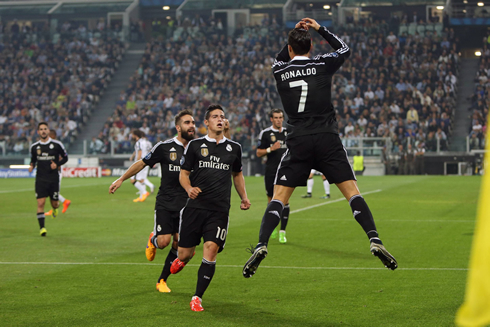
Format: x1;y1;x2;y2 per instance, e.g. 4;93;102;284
0;182;109;194
0;262;468;271
290;189;382;214
298;219;475;223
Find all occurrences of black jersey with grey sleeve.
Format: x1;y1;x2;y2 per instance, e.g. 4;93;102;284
180;135;243;213
142;137;187;211
272;27;350;139
257;126;287;176
30;138;68;182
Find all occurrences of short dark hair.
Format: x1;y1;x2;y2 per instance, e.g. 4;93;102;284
288;28;311;56
38;122;48;129
269;108;284;118
49;130;57;139
175;109;194;126
132;129;145;138
205;104;224;121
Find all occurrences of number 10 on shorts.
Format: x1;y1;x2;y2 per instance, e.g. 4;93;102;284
216;226;227;241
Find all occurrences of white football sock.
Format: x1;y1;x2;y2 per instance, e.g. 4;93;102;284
323;179;330;195
59;194;66;203
307;178;314;194
135;181;147;197
144;178;154;192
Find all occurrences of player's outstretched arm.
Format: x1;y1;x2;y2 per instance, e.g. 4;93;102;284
303;17;350;57
109;160;146;194
232;171;250;210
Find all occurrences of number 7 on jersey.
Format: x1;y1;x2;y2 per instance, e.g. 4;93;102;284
289;80;308;113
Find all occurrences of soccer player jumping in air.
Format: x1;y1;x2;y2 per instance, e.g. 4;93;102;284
243;18;397;278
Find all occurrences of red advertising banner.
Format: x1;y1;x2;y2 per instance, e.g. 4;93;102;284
62;167;101;178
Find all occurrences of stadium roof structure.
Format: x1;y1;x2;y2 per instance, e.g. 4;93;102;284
340;0;444;5
179;0;287;10
0;0;137;18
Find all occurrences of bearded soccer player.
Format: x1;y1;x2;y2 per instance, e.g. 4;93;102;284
243;18;397;278
109;110;196;293
29;122;68;236
170;104;250;311
256;108;289;243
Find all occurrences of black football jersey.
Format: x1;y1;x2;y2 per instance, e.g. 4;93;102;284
30;138;68;182
272;27;350;139
257;126;288;175
142;137;187;211
181;135;242;213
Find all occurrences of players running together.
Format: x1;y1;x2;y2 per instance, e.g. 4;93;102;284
29;122;68;236
170;104;250;311
256;108;290;243
243;18;397;278
109;110;196;294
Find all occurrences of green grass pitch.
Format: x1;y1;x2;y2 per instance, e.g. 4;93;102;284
0;175;481;326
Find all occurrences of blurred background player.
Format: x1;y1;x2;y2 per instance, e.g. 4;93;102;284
29;122;68;236
302;169;331;199
256;108;289;243
130;130;154;202
45;130;71;216
110;110;196;293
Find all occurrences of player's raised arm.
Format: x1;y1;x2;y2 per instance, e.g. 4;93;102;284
303;17;350;61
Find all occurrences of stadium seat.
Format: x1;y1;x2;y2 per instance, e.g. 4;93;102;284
417;24;426;34
425;24;434;32
398;25;408;35
408;23;417;35
434;23;443;35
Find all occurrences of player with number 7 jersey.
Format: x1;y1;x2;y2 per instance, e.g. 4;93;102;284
243;18;397;280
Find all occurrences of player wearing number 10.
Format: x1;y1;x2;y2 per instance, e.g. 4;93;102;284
170;104;251;311
243;18;397;278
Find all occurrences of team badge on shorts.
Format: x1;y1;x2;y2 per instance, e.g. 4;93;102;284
201;148;209;157
157;225;162;232
270;133;276;142
226;144;232;152
170;152;177;161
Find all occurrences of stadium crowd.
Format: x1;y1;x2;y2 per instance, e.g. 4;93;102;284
468;36;490;151
97;15;459;168
0;20;125;155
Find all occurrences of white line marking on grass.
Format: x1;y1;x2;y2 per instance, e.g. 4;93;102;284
299;219;475;223
0;182;109;194
290;189;382;214
0;262;468;271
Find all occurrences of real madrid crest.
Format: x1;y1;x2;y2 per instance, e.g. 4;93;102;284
226;144;232;152
49;144;54;149
170;152;177;161
270;133;276;142
36;146;41;155
201;148;209;157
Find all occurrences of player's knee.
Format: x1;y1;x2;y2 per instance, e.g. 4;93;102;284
157;236;171;249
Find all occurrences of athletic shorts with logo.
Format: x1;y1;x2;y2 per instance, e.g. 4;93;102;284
275;133;356;187
178;207;229;253
153;209;180;235
35;180;60;200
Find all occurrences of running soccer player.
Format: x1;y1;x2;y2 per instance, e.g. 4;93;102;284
45;130;71;216
109;110;196;293
29;122;68;236
130;130;154;202
170;104;250;311
257;108;289;243
243;18;397;278
301;169;331;199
